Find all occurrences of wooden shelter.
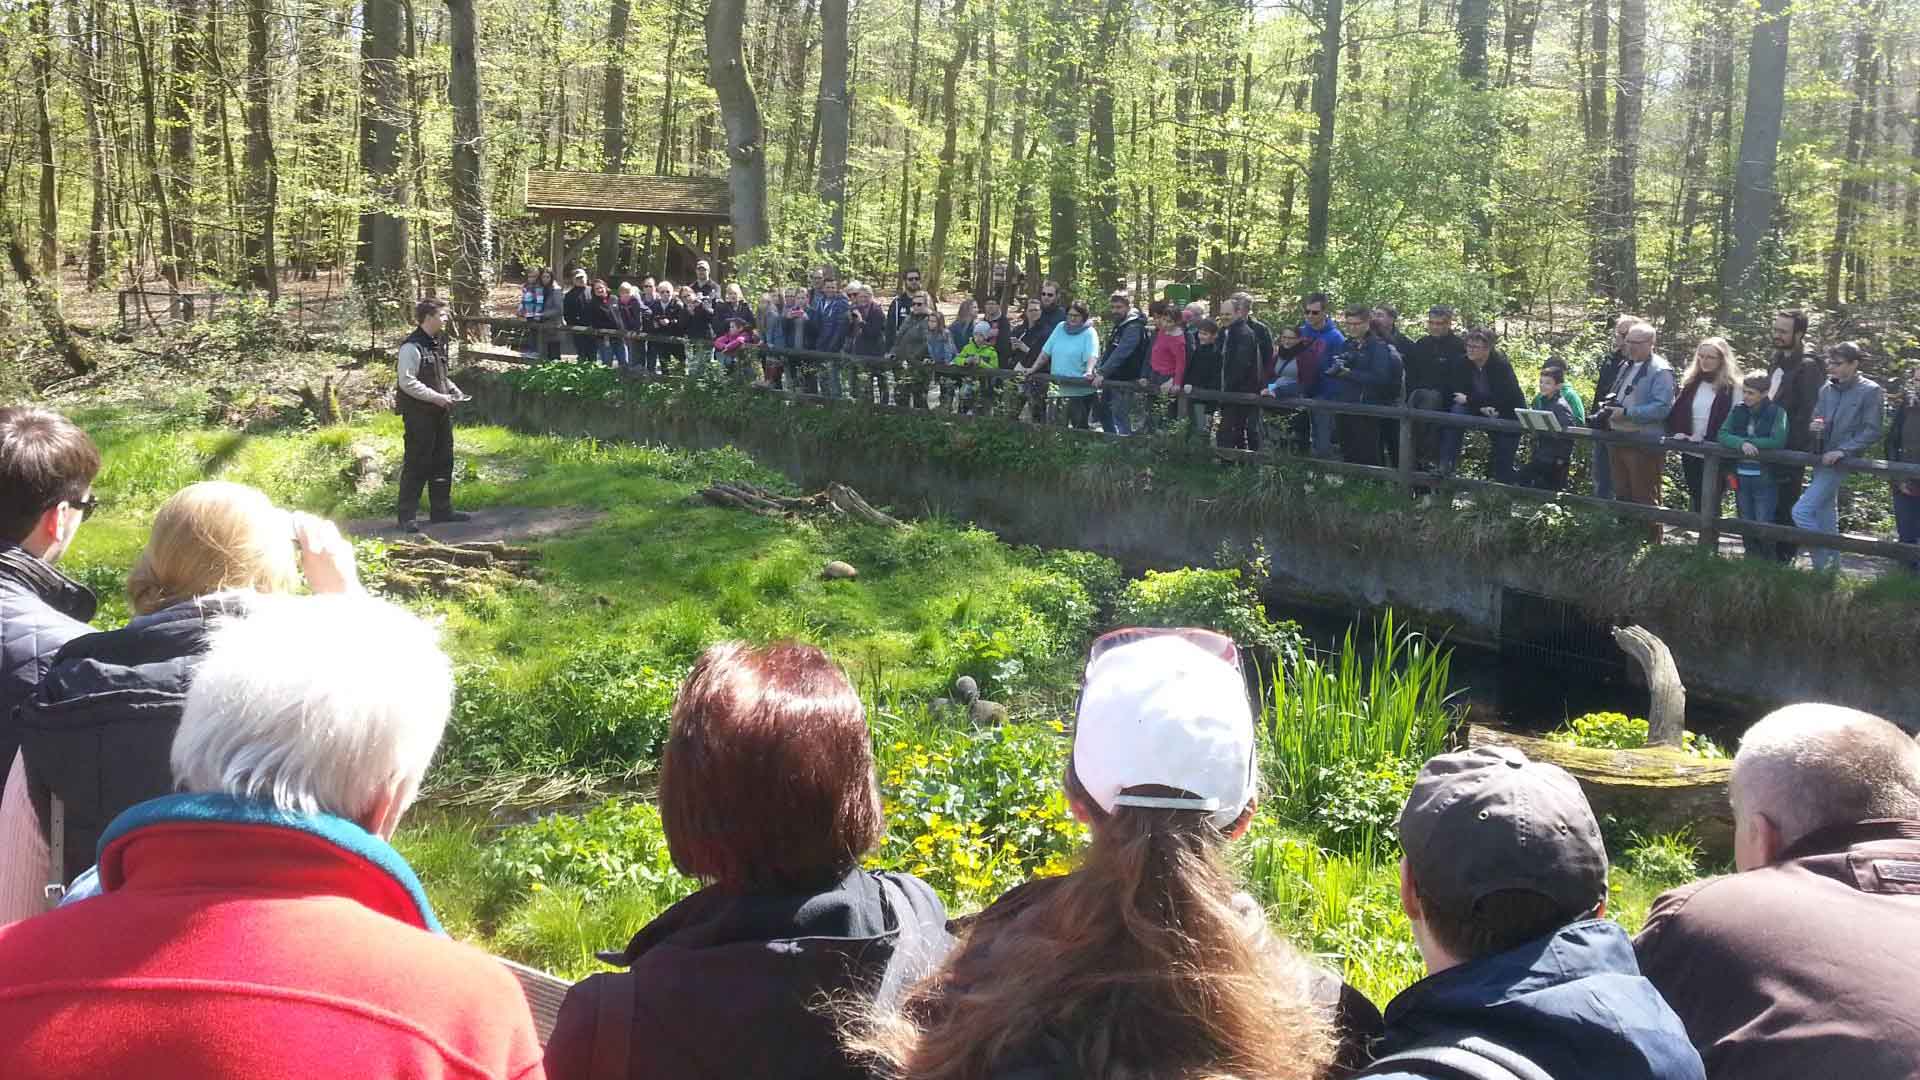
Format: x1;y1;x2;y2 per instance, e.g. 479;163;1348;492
524;170;731;280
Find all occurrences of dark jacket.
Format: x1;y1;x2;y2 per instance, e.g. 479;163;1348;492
948;876;1384;1080
709;299;753;338
1890;394;1920;496
1665;379;1734;441
648;297;690;340
1594;346;1628;404
848;301;890;357
1769;349;1826;453
15;594;241;884
545;868;952;1080
0;544;97;768
887;293;917;337
587;294;624;333
1368;920;1704;1080
1218;318;1267;394
562;285;592;326
1404;333;1465;396
1450;353;1527;419
1326;335;1404;405
1186;339;1224;392
1033;303;1066;346
1634;820;1920;1080
1096;311;1151;381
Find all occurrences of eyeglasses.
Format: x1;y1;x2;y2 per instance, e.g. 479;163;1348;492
69;495;100;521
1305;308;1324;317
1042;291;1057;298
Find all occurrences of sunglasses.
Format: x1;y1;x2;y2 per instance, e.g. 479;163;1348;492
69;495;100;521
1042;292;1058;298
1305;308;1324;317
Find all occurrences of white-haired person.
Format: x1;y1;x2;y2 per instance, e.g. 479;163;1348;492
1634;704;1920;1079
0;593;545;1079
849;628;1380;1078
2;481;361;924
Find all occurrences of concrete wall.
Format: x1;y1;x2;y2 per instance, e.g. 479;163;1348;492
461;374;1916;727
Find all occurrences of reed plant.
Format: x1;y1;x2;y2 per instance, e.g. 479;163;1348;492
1261;610;1457;827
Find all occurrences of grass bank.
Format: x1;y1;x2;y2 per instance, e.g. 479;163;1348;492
61;401;1708;1005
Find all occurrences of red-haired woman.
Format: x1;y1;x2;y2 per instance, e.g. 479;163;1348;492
544;642;952;1080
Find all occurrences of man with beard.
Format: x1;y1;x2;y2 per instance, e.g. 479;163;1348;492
1765;309;1826;564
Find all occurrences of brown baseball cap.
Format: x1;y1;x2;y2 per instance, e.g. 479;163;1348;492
1397;746;1608;917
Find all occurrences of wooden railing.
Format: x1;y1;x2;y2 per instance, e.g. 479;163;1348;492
455;316;1920;570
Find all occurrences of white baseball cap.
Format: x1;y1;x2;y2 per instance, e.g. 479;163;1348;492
1072;629;1257;830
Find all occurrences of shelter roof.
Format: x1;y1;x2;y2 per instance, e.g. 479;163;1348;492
524;170;731;225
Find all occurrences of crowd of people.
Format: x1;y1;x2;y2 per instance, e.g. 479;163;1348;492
2;404;1918;1078
508;264;1920;568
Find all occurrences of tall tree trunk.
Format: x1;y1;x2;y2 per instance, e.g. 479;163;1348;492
1500;0;1541;88
1603;0;1646;305
599;0;630;276
708;0;770;251
895;0;924;272
1005;20;1035;305
447;0;490;335
782;0;815;191
1086;0;1124;292
128;0;182;283
971;21;998;298
1583;0;1610;295
1458;0;1491;267
1902;82;1920;282
29;0;58;275
1826;23;1878;307
72;0;112;288
1173;29;1198;273
1719;0;1789;315
358;0;410;299
169;0;200;280
242;0;277;298
1662;26;1714;327
926;0;974;291
816;0;850;251
1306;0;1341;255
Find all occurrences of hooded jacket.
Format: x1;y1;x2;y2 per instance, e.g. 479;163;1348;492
16;593;245;885
544;868;952;1079
0;543;97;765
0;792;545;1079
1365;920;1704;1080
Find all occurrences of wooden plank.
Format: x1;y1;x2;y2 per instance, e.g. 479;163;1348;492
494;956;573;1046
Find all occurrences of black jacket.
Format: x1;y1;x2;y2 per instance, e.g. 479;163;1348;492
562;285;592;327
1769;349;1826;453
1403;333;1465;395
708;300;753;339
545;868;952;1080
587;295;624;333
1451;353;1527;419
1186;340;1225;392
1097;312;1152;381
1219;318;1267;394
649;298;690;339
1593;347;1628;404
848;301;890;357
0;544;97;769
16;594;242;884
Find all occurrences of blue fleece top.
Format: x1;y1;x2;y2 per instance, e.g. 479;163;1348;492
1367;920;1703;1080
1044;323;1101;397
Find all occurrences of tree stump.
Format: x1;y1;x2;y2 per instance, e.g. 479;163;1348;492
1468;725;1733;857
1614;625;1686;748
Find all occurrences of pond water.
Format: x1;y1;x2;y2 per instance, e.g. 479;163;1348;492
1280;602;1752;745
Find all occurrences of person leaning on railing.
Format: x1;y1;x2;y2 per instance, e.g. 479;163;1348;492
1791;341;1885;572
1716;372;1790;560
1889;376;1920;572
890;291;936;410
1596;320;1677;544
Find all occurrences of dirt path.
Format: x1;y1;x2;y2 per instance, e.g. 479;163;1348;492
345;505;605;544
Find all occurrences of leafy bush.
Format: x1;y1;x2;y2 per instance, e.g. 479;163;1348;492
1112;566;1304;659
1027;548;1125;617
1546;712;1728;759
489;799;695;900
1621;830;1702;890
871;717;1086;910
1310;757;1420;857
441;646;688;783
506;361;625;400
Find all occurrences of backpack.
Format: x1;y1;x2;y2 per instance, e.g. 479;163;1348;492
1356;1035;1555;1080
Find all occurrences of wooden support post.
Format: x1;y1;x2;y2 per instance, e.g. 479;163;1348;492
1397;404;1416;494
547;219;563;276
1698;454;1724;551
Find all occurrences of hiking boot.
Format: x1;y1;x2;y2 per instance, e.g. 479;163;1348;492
429;510;472;524
399;519;424;534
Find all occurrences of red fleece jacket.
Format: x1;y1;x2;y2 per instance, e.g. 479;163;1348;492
0;816;545;1080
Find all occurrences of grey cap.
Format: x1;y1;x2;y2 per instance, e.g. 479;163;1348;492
1397;746;1608;917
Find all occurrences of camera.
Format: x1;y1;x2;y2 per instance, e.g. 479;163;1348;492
1589;393;1621;430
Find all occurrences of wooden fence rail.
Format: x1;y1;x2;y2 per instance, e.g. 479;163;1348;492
454;316;1920;570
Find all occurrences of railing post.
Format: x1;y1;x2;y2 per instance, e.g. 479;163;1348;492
1397;404;1415;494
1698;450;1724;552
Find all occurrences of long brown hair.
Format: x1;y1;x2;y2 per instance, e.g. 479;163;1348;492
853;773;1334;1080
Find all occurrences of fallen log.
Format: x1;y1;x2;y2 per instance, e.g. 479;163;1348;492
697;482;903;528
1468;724;1733;857
827;482;905;529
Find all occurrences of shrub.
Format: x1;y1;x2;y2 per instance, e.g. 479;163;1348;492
871;716;1086;911
1112;566;1304;659
441;645;687;783
1310;757;1420;857
1028;548;1125;616
1621;829;1702;890
1546;711;1728;759
488;799;695;900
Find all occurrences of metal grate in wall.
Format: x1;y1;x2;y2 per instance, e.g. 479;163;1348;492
1498;588;1625;678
